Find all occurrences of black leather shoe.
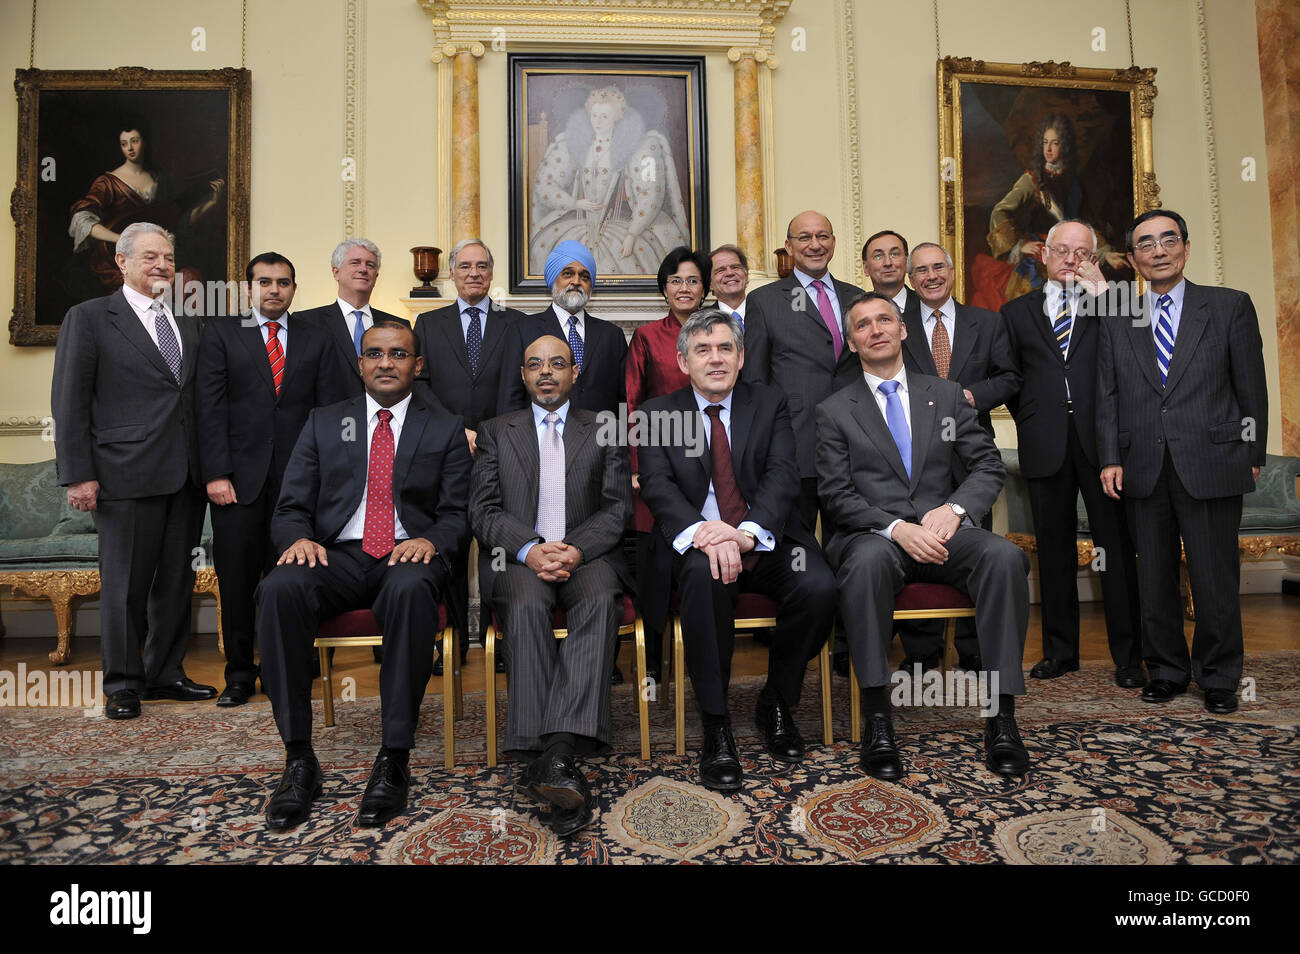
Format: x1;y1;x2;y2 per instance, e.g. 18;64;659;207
216;682;254;707
432;652;444;677
610;664;624;685
1029;658;1079;679
1204;688;1239;714
266;754;323;831
833;651;851;678
528;753;590;810
1141;679;1188;703
755;696;805;762
859;711;903;780
898;652;941;674
698;722;743;792
357;752;410;827
142;677;218;701
958;653;983;671
984;711;1030;775
1115;665;1148;689
549;799;593;838
105;689;141;720
495;653;507;674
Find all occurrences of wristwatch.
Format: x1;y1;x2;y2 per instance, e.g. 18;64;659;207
946;501;966;517
739;529;757;545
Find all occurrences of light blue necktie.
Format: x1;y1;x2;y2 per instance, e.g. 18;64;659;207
352;310;366;356
878;380;911;479
1154;294;1175;385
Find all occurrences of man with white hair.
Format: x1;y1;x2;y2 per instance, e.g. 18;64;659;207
52;222;213;719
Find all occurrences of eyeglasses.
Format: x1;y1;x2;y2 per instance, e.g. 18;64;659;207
525;356;572;371
1133;235;1183;254
910;262;949;278
790;232;833;244
1047;245;1095;261
454;263;491;273
867;249;906;262
666;276;701;287
361;349;414;361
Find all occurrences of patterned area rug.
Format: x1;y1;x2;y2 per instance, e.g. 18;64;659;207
2;653;1297;864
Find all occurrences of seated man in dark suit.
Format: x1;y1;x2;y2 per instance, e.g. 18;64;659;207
816;293;1031;779
257;321;471;830
471;335;633;837
638;308;836;792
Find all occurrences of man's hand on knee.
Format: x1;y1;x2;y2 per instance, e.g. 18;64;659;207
389;537;437;566
891;523;949;565
277;538;329;567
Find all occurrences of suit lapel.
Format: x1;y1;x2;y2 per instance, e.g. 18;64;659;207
948;304;977;382
106;293;174;381
849;377;910;485
729;385;756;476
392;396;429;494
439;311;471;375
278;317;304;397
1162;282;1207;395
329;307;362;379
903;308;938;376
563;409;595;520
506;410;541;522
178;314;200;386
907;378;937;491
476;302;508;378
1126;296;1164;392
239;318;278;398
344;397;367;493
1026;290;1064;363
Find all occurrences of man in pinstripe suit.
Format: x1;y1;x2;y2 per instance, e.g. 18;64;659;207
471;335;633;837
1097;209;1268;714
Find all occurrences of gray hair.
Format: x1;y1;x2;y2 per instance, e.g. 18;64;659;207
906;242;953;274
1044;218;1098;251
116;222;174;258
331;237;382;270
676;307;744;357
449;238;494;271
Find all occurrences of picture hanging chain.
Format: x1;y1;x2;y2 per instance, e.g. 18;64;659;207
1126;0;1135;67
29;0;37;69
242;0;248;69
933;0;942;59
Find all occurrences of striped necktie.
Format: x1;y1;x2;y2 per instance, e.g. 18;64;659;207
265;320;284;394
1053;296;1073;358
1154;294;1175;385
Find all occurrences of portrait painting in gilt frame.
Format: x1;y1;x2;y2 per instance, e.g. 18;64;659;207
508;53;709;295
937;57;1160;311
10;67;251;346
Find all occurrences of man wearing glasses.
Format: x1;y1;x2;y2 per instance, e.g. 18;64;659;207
257;320;471;830
710;244;750;329
1098;209;1267;715
1002;220;1144;689
862;230;918;319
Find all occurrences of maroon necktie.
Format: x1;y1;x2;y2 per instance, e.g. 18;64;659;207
362;409;395;558
265;320;284;394
704;404;756;570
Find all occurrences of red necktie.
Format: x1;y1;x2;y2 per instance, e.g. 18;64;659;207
704;405;756;570
362;409;395;558
265;321;284;394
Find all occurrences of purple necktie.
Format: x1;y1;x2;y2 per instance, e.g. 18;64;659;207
812;280;843;359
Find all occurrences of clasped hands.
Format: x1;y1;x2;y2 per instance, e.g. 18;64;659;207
277;537;438;568
691;520;757;584
525;541;583;582
891;505;962;565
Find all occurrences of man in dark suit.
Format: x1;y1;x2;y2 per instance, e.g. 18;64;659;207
499;240;628;417
709;244;750;329
1098;209;1268;714
51;222;214;720
196;252;343;707
413;238;525;673
471;334;633;836
817;292;1031;779
257;321;471;830
1002;220;1144;687
741;211;865;532
862;229;917;318
639;309;836;792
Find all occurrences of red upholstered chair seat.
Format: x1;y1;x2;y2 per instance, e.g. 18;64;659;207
893;583;973;612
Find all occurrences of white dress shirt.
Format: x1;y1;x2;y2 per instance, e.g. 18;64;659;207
339;299;373;345
551;303;586;342
337;393;412;544
792;268;842;329
922;297;956;353
252;308;288;355
458;296;493;340
716;298;746;322
1150;278;1185;340
122;284;183;358
890;286;910;315
517;400;571;564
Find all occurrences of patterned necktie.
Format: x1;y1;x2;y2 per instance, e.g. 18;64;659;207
811;280;844;359
151;301;182;382
930;311;951;379
878;380;912;480
567;315;584;374
352;310;366;357
362;409;395;558
704;404;756;570
536;412;566;542
1053;297;1073;358
265;320;284;395
1154;294;1175;385
465;306;483;377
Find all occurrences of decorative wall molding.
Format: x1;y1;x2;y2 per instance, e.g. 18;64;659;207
1194;0;1224;284
0;416;50;438
837;0;863;289
343;0;365;237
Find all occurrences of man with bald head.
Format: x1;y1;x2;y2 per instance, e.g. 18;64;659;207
472;334;633;836
741;211;865;530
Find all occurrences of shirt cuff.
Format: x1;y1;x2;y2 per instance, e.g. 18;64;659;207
873;519;903;541
737;520;774;552
673;521;704;554
517;539;541;563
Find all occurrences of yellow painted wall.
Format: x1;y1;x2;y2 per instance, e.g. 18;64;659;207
0;0;1284;462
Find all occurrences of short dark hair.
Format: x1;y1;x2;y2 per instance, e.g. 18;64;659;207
245;251;296;285
361;318;418;356
841;290;902;340
1126;208;1189;250
656;246;713;297
676;307;743;357
862;230;909;261
709;243;748;271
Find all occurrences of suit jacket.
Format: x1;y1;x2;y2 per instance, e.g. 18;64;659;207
413;301;526;428
1096;279;1268;500
295;302;407;400
1001;288;1104;478
470;406;633;601
196;314;345;502
498;308;628;415
902;298;1018;435
814;372;1006;566
271;391;472;570
637;382;815;552
740;273;865;476
51;289;200;499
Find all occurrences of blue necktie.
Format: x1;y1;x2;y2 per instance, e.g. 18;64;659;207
151;301;182;382
352;310;366;356
567;315;584;374
1154;294;1175;385
465;306;483;376
1052;297;1073;358
878;380;911;479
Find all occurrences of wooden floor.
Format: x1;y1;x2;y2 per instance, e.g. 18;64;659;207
1;594;1296;705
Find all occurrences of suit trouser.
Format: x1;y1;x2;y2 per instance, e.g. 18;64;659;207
1026;415;1142;667
490;560;621;758
836;528;1029;693
635;529;670;671
257;541;449;749
674;538;835;716
94;485;205;695
209;480;278;685
444;546;479;662
1126;451;1243;690
896;510;987;662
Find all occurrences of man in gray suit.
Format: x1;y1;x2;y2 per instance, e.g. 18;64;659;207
742;210;865;531
51;222;214;720
1098;209;1268;714
816;292;1031;779
471;334;633;837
